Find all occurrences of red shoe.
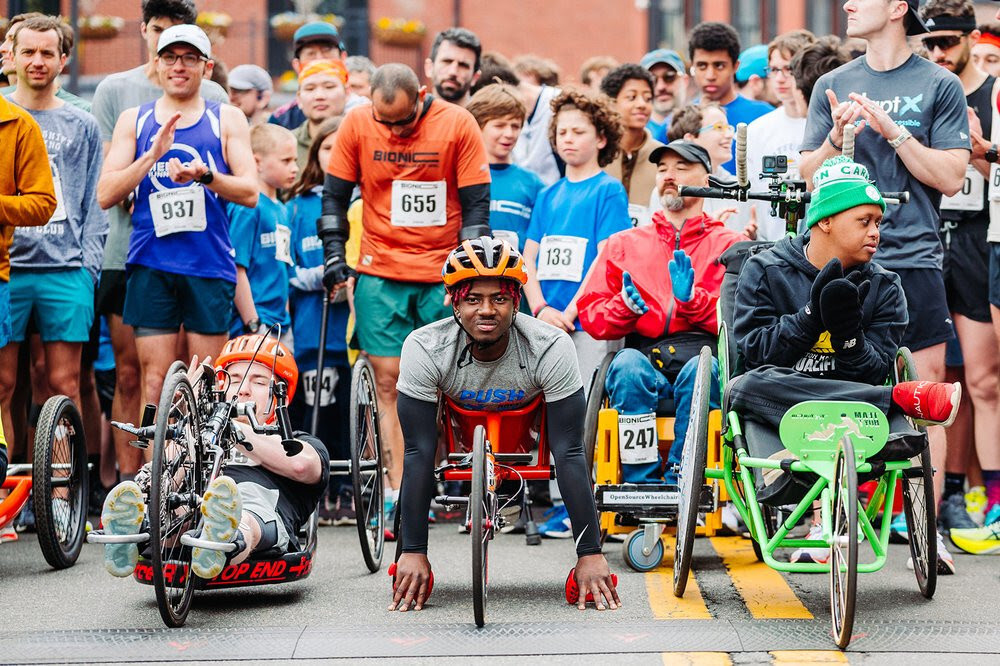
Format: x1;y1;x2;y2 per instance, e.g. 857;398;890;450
564;568;618;605
388;561;434;600
892;381;961;426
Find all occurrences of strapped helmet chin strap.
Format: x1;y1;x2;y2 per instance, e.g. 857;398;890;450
451;289;518;369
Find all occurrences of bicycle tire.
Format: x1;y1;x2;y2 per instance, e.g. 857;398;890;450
471;425;489;627
350;356;385;573
830;435;858;650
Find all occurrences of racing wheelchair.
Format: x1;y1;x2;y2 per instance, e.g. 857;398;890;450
1;395;89;569
670;124;932;649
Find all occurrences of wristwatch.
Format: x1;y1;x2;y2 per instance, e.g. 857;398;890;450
196;170;215;185
986;144;999;164
244;318;262;334
887;127;912;150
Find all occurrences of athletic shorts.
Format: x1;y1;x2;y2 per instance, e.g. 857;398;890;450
236;481;290;552
0;280;11;349
95;368;115;419
95;268;127;318
941;220;991;323
122;265;235;336
894;267;954;352
9;268;94;343
353;274;450;357
988;243;1000;310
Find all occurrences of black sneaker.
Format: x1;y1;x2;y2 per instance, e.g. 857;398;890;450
334;487;356;526
938;493;978;532
15;491;36;533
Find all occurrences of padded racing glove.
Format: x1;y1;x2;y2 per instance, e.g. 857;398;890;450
819;277;871;352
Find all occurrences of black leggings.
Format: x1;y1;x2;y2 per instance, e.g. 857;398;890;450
397;389;602;557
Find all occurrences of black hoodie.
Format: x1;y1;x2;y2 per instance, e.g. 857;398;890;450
733;234;908;385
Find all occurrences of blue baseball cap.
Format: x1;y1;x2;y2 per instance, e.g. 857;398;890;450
641;48;685;74
735;44;768;83
293;22;342;53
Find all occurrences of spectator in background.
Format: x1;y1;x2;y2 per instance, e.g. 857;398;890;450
472;51;521;95
228;64;273;126
1;12;90;111
789;36;850;109
292;59;348;169
689;22;773;174
579;55;618;93
641;49;687;144
600;64;664;228
972;23;1000;77
514;54;561;87
345;55;376;99
424;27;481;106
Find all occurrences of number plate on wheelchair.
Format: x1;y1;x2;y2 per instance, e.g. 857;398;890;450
618;412;658;465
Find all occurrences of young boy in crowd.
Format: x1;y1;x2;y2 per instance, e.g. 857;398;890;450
466;83;544;253
228;124;299;339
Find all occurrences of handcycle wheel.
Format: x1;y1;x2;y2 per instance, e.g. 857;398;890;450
471;425;491;627
150;372;204;628
622;528;664;572
895;348;937;598
350;356;385;573
673;346;712;597
583;351;616;478
830;436;859;650
32;395;88;570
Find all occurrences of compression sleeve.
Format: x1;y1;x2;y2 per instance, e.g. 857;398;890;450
457;182;491;240
397;393;440;554
546;388;602;556
320;174;354;234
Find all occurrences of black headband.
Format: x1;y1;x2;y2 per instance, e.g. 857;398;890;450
922;15;978;33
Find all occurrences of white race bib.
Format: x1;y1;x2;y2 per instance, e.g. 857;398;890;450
226;445;260;467
941;165;984;211
990;164;1000;202
150;186;207;237
275;225;293;265
628;203;650;228
536;235;588;282
390;180;447;227
492;229;519;249
302;367;339;407
618;412;659;465
49;157;67;223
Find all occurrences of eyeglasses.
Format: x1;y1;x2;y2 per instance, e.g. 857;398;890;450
653;71;678;83
372;98;419;127
921;34;965;51
768;66;792;77
160;52;208;67
698;122;735;135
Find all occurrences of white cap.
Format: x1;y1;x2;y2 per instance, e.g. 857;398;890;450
157;24;212;59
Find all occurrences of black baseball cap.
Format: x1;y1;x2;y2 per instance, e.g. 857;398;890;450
904;0;929;35
649;140;712;174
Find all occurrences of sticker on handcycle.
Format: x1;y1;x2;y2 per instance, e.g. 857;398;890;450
778;401;889;463
618;412;658;465
603;490;679;504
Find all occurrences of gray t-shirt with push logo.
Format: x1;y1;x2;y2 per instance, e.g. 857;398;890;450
397;314;582;409
801;54;970;270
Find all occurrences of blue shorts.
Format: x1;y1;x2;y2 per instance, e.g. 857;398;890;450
989;242;1000;310
9;268;94;343
0;280;11;348
123;265;235;335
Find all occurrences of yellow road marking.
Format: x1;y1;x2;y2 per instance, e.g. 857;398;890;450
645;534;712;619
771;651;848;663
709;536;813;619
662;652;732;665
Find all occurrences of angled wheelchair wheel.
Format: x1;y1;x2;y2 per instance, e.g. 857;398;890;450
830;436;859;650
673;346;712;597
150;372;204;628
471;425;491;627
350;356;385;573
583;351;616;478
32;396;88;570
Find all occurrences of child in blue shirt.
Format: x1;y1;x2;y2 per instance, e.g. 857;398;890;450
228;124;299;338
466;83;544;254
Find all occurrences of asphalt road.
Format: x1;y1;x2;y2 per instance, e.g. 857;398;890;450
3;514;999;664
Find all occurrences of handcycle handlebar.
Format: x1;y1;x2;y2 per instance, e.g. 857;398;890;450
678;186;910;206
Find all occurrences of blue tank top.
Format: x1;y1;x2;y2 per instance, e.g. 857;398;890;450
129;100;236;282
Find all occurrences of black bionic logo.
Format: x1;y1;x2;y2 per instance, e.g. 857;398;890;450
372;150;440;165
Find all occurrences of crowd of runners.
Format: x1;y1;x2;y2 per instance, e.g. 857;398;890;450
3;0;1000;591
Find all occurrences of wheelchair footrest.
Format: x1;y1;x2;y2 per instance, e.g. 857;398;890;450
434;495;469;507
86;530;151;545
179;532;238;552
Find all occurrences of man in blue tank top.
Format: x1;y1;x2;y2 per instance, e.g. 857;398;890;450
97;24;258;418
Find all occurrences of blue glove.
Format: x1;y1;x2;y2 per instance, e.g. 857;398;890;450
621;271;649;315
668;250;694;303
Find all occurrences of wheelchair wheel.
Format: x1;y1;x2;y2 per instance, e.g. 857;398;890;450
583;351;615;477
673;346;712;597
350;356;385;573
166;360;188;379
622;528;664;572
830;436;858;650
150;371;204;628
32;396;88;570
471;425;492;628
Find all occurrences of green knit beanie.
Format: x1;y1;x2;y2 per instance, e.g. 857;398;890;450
806;156;885;228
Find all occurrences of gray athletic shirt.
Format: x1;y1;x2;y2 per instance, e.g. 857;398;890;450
91;66;229;271
800;54;970;270
397;314;583;409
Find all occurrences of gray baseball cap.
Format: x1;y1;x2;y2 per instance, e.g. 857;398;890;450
229;64;273;92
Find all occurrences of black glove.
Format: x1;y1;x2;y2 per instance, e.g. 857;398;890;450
798;257;843;335
322;246;352;292
819;277;871;350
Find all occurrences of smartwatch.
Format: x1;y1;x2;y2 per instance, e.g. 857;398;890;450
196;170;215;185
986;144;999;164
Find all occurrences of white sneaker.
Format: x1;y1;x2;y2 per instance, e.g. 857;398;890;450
790;523;829;565
191;476;242;579
906;532;956;575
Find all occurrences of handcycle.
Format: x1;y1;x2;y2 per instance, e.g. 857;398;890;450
0;395;89;569
670;124;932;649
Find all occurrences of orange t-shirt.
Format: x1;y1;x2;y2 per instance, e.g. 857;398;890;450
326;97;491;283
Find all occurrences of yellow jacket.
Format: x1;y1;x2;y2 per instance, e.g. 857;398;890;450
0;95;56;281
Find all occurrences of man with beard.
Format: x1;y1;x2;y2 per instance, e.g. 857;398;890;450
640;49;687;144
424;28;481;107
578;141;742;484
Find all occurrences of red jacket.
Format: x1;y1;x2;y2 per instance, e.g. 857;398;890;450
578;211;743;341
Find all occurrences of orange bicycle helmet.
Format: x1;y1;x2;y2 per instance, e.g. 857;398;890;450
215;334;299;403
442;236;528;288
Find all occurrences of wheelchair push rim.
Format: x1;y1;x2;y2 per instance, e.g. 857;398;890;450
350;356;385;573
830;435;858;650
32;395;88;570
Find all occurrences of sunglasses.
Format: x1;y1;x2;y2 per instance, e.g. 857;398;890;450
698;122;735;135
653;71;678;83
372;98;419;127
921;34;965;51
